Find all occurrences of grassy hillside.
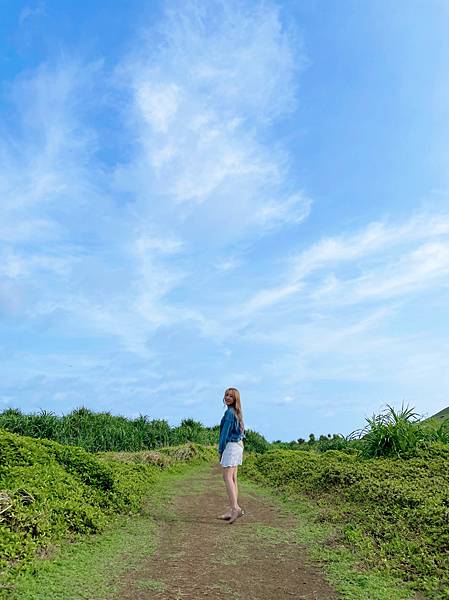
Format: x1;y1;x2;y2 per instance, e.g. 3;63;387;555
2;403;449;599
240;443;449;600
426;406;449;421
0;429;215;594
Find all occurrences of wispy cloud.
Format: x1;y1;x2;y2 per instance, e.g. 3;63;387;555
2;0;449;438
235;211;449;317
215;209;449;421
1;0;305;361
111;0;309;247
19;2;46;26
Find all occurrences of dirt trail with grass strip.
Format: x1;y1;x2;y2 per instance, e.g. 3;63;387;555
110;462;339;600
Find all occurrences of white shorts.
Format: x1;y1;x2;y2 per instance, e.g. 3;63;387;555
220;440;244;467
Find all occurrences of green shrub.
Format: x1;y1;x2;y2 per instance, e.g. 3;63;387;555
0;429;215;588
240;446;449;599
242;429;271;453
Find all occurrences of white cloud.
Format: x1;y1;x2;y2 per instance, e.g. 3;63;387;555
253;192;312;229
238;281;303;315
3;0;449;440
0;55;198;355
111;0;308;245
274;394;296;405
350;240;449;302
213;256;241;271
19;2;46;26
136;82;182;134
0;249;75;279
237;210;449;316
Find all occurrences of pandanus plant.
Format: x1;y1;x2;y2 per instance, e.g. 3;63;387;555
350;403;428;458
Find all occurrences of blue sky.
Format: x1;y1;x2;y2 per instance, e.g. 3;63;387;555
1;0;449;442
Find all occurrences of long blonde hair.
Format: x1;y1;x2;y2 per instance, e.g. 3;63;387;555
223;387;245;434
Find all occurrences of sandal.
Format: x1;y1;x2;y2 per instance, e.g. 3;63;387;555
228;507;245;524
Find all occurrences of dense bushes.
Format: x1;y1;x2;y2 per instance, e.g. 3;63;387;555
271;433;359;454
240;445;449;599
243;429;271;453
0;429;215;589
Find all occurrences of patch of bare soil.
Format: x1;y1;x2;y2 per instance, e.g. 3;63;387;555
111;463;339;600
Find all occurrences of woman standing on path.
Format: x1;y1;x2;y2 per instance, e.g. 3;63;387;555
217;387;246;524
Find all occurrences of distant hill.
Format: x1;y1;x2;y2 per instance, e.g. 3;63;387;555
425;407;449;422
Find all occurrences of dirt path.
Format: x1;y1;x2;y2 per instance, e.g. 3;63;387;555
110;462;339;600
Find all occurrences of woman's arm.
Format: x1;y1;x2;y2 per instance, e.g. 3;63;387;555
218;413;233;456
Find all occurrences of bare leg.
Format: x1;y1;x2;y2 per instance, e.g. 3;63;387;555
233;466;238;500
217;465;233;519
222;466;240;510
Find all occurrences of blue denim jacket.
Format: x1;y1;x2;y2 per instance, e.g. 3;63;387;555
218;406;245;455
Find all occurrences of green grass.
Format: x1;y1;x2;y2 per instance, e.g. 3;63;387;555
238;431;449;597
238;475;418;600
1;461;211;600
0;429;216;598
1;436;427;600
2;513;158;600
134;578;166;591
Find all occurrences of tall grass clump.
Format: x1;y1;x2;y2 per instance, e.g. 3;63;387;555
352;403;449;458
0;407;270;455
